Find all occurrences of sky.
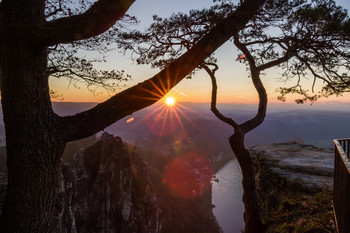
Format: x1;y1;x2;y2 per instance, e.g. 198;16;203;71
49;0;350;104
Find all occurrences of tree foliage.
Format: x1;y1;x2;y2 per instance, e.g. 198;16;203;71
120;0;350;103
237;0;350;103
46;0;137;95
116;2;235;70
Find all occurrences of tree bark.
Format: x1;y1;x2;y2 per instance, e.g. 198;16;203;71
229;133;263;233
0;44;65;232
0;1;65;232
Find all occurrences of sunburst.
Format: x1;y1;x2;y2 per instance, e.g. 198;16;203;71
165;96;176;106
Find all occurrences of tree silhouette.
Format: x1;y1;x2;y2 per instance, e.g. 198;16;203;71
46;0;138;95
240;0;350;103
117;1;350;232
0;0;265;232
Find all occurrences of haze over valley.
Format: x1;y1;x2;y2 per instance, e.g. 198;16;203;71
51;101;350;149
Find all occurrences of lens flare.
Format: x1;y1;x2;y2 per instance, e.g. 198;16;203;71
145;111;179;136
163;153;213;198
126;117;134;123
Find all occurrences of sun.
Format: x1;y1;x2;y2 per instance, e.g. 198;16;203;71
165;96;176;106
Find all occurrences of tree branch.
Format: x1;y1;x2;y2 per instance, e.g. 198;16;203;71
296;53;334;88
233;34;267;134
60;0;266;142
257;48;297;71
202;64;240;131
45;0;64;18
34;0;135;46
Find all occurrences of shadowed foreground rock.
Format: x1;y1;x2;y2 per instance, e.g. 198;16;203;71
54;133;161;233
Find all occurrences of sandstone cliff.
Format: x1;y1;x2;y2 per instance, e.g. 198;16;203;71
54;133;161;233
250;142;334;219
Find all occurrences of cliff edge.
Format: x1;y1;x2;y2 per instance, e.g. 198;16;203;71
250;142;333;194
54;133;161;233
250;142;336;232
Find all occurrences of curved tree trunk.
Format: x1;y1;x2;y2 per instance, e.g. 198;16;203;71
229;133;263;233
205;61;265;233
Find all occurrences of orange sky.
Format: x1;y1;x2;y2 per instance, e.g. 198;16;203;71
49;0;350;105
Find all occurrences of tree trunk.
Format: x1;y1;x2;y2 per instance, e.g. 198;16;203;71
229;133;263;233
0;40;65;233
0;1;65;232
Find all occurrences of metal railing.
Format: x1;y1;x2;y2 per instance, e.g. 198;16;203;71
333;139;350;233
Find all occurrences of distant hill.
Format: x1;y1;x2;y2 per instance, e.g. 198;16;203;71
245;110;350;148
100;102;350;149
0;101;349;155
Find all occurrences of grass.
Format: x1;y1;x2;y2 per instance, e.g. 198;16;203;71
265;189;336;233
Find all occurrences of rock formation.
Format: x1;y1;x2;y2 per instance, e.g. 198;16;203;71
250;142;334;215
251;142;333;193
54;133;161;233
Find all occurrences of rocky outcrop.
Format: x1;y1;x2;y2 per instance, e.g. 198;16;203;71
54;133;161;233
251;142;333;193
250;142;334;215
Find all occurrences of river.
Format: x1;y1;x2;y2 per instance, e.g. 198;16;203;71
212;159;245;233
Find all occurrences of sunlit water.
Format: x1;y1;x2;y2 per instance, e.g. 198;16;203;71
212;159;245;233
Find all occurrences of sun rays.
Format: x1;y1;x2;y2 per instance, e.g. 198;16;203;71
141;96;214;198
124;78;214;198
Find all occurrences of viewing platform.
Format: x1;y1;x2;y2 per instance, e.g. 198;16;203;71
333;139;350;233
